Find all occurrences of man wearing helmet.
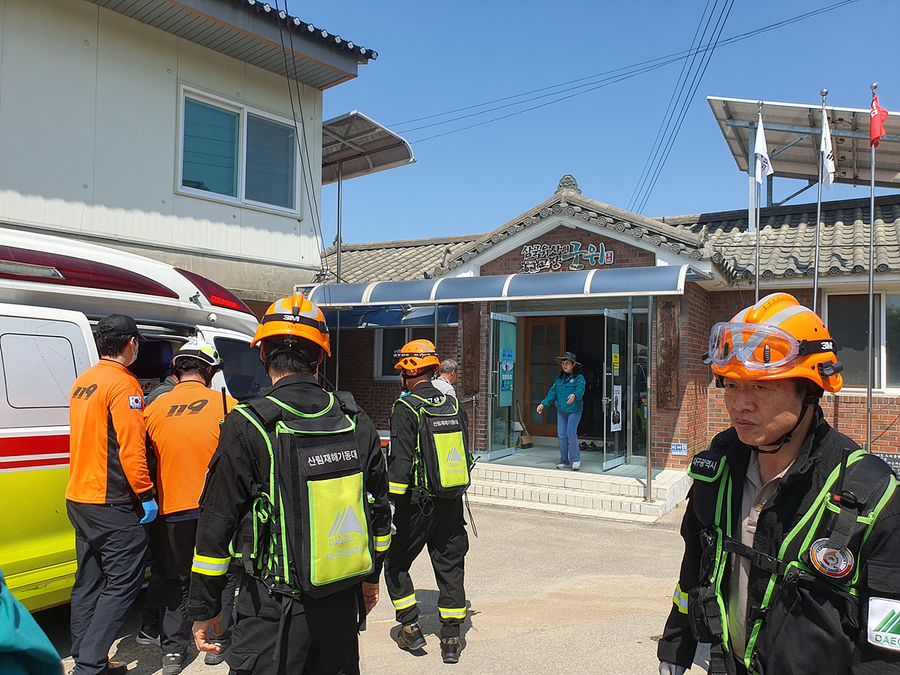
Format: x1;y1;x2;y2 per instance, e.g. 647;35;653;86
143;339;237;674
386;339;471;664
658;294;900;675
187;294;392;675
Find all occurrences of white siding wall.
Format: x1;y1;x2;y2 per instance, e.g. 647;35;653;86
0;0;323;269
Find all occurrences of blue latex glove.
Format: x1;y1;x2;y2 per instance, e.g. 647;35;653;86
140;498;158;524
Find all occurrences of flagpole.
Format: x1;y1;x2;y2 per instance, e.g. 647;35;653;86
867;82;878;451
755;182;761;302
813;89;827;313
755;102;762;303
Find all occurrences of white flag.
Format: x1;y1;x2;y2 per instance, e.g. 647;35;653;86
821;114;835;188
755;112;774;184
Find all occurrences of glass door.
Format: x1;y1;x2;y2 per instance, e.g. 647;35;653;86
603;310;628;470
489;314;517;456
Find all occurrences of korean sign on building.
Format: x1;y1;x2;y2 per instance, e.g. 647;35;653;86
519;241;615;274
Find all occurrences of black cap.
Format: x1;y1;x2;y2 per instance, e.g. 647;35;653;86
95;314;140;338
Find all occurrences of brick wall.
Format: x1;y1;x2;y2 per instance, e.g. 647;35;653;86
479;225;655;276
651;283;712;469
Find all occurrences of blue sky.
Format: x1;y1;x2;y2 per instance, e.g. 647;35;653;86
304;0;900;248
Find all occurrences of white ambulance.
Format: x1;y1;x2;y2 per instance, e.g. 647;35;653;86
0;226;268;611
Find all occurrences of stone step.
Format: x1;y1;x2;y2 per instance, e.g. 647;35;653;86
472;465;681;502
470;479;668;517
468;463;691;523
467;490;664;523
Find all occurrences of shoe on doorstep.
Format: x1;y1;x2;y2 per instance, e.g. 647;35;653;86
162;653;185;675
135;627;160;647
204;637;229;666
103;661;128;675
556;463;570;470
396;622;427;651
572;461;581;471
440;636;461;664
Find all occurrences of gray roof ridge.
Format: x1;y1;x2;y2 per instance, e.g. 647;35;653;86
322;232;485;256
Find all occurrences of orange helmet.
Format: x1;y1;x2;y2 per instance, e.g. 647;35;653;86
706;293;842;393
252;293;330;356
394;339;440;372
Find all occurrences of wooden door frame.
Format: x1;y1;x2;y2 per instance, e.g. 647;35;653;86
524;316;566;438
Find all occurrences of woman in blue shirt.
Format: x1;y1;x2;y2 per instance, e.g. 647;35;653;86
536;352;586;470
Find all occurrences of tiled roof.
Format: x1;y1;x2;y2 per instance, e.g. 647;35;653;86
657;194;900;281
321;234;485;283
429;190;704;279
320;175;900;285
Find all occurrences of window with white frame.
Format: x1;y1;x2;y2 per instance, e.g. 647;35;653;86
374;328;435;380
179;89;300;213
826;293;900;389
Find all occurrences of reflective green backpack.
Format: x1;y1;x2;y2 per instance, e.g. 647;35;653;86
396;393;474;499
237;393;374;598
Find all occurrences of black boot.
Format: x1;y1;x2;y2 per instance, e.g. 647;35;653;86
440;636;461;664
397;622;426;651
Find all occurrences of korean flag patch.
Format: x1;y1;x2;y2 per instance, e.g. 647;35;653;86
128;395;143;410
868;597;900;652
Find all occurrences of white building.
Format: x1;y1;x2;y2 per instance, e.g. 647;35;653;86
0;0;376;310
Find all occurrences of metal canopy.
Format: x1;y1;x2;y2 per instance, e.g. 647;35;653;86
299;265;689;309
708;96;900;189
324;305;458;330
322;111;416;184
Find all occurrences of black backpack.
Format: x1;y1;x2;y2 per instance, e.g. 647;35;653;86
235;392;375;599
394;392;474;499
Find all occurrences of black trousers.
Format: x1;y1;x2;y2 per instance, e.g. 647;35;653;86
227;578;360;675
67;501;148;675
140;516;166;635
159;517;198;654
384;496;468;638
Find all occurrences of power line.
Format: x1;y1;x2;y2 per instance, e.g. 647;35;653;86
627;0;718;213
634;0;735;215
275;0;323;246
398;0;858;142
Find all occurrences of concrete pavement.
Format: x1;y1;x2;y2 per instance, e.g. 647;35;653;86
43;501;710;674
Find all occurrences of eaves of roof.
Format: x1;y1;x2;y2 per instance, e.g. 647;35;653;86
87;0;376;89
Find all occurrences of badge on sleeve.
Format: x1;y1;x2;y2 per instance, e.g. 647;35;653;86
129;395;143;410
868;597;900;651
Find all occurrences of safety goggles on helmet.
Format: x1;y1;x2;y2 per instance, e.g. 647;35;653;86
705;322;837;372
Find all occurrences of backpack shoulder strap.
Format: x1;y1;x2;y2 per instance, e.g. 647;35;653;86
827;450;897;550
240;395;284;428
393;394;423;417
334;390;360;417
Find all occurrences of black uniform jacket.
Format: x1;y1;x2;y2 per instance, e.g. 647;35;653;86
186;373;392;621
658;408;900;674
388;382;468;498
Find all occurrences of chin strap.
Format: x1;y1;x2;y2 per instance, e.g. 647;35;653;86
749;394;817;455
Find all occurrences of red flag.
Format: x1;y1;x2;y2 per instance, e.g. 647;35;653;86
871;95;888;147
